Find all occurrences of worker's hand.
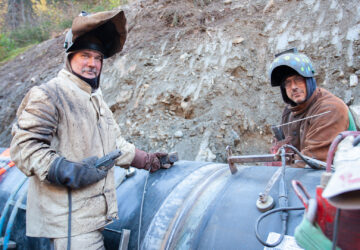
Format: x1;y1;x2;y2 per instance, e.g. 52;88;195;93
270;136;292;155
131;149;175;173
47;156;108;189
267;136;294;166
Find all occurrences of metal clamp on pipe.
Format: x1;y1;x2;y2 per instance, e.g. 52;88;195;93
226;145;294;175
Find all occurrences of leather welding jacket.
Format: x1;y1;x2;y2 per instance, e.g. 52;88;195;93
10;68;135;238
281;88;349;162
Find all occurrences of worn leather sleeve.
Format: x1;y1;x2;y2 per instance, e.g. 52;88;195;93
10;86;59;181
301;98;349;162
281;89;349;163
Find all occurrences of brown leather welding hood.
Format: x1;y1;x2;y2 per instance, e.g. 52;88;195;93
65;9;127;59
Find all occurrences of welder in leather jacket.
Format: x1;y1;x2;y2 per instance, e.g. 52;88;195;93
10;9;173;249
269;48;355;167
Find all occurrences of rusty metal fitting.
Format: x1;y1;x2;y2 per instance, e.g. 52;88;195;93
256;193;275;212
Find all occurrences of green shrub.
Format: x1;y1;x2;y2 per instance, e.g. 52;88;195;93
0;33;15;61
9;23;50;47
0;0;130;64
0;44;34;64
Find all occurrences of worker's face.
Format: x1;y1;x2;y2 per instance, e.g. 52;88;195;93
284;75;307;104
70;50;102;79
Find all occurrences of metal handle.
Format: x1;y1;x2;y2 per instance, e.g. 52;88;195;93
291;180;311;209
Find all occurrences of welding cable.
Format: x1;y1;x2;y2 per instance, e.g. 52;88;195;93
67;188;71;250
254;206;305;247
353;136;360;147
255;148;303;248
282;145;324;170
3;187;27;250
0;176;27;236
137;167;152;250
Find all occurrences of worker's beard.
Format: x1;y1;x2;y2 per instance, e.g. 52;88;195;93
73;71;99;90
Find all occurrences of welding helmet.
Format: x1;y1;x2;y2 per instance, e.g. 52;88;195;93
269;48;315;87
64;9;127;59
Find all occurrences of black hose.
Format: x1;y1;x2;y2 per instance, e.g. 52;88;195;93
283;144;324;170
138;167;152;250
255;148;303;248
353;136;360;147
254;206;305;247
67;188;71;250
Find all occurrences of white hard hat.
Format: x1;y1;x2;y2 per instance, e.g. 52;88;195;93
322;136;360;209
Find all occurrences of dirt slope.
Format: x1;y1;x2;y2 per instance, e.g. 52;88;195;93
0;0;359;162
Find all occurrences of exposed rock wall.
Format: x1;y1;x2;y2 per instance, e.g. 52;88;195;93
0;0;359;162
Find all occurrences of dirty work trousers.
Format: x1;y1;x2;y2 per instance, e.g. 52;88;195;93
50;230;105;250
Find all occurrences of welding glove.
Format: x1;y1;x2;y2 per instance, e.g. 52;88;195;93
271;136;292;155
268;136;294;166
131;148;170;173
47;156;109;189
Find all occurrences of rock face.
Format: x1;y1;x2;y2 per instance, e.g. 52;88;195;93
0;0;359;163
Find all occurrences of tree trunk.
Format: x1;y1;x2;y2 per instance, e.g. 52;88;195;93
5;0;34;31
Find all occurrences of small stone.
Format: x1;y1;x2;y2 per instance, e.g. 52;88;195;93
263;0;274;13
344;90;353;105
174;130;183;138
349;74;358;87
231;129;240;146
116;90;132;104
181;101;189;110
179;53;190;61
199;126;205;133
225;109;232;117
232;37;244;44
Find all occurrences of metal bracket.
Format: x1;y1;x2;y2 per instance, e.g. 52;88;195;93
226;146;294;175
103;228;131;250
118;229;131;250
226;146;238;174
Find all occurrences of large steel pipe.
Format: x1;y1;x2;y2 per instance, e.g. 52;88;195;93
0;157;322;249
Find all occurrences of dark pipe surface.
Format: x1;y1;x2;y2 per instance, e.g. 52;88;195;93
106;161;322;250
0;157;322;250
